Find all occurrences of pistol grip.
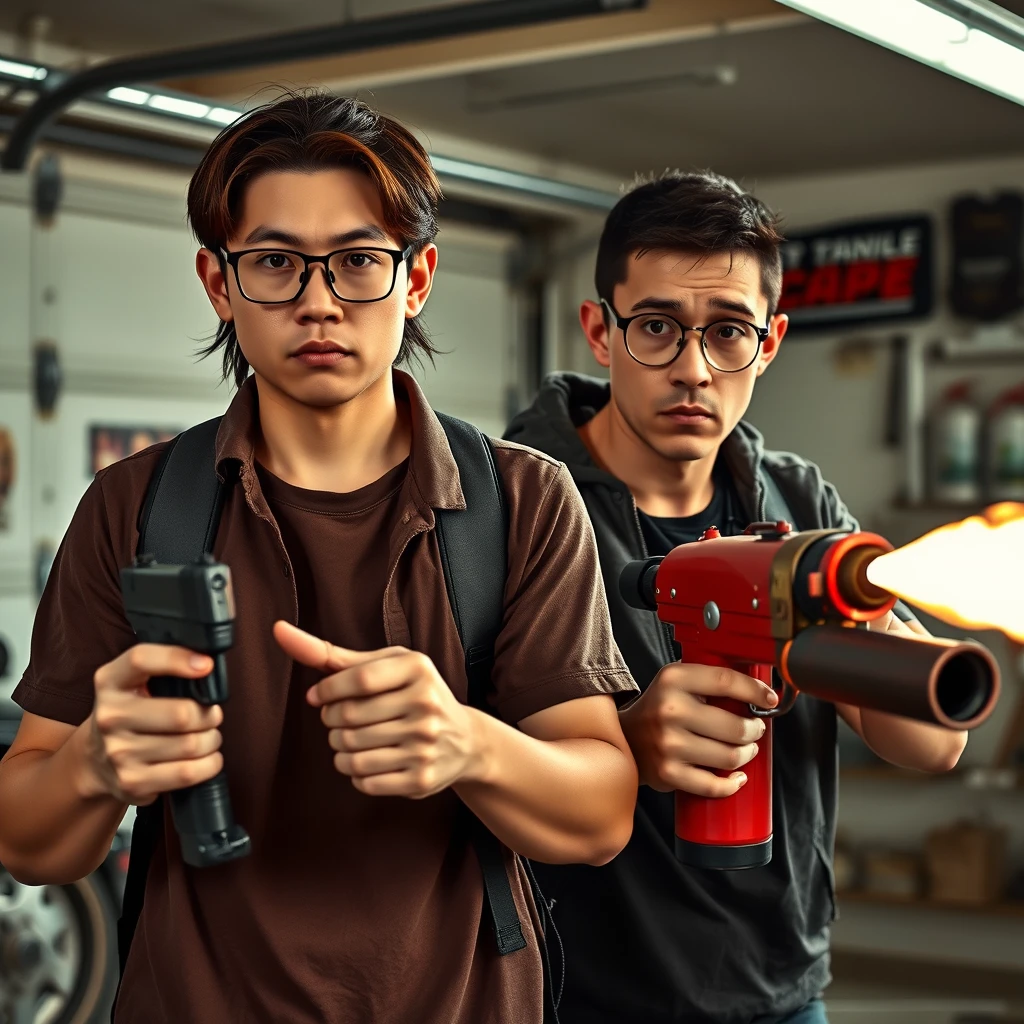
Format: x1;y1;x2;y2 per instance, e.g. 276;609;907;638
169;771;251;868
149;670;224;705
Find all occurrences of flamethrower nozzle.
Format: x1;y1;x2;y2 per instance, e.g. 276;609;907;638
834;544;891;611
794;533;898;622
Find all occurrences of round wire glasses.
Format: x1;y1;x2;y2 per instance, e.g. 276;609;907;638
601;298;768;372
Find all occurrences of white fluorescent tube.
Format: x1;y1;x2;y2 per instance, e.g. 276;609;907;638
147;94;211;118
207;106;241;125
107;86;151;105
776;0;1024;107
0;58;47;80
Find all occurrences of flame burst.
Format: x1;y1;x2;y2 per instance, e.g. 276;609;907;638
865;503;1024;643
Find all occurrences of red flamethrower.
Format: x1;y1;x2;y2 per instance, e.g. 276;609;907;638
619;522;1001;871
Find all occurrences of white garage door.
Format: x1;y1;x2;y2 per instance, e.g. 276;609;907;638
0;175;520;709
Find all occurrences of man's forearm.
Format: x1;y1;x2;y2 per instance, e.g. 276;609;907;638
452;710;636;866
842;705;967;772
0;722;127;884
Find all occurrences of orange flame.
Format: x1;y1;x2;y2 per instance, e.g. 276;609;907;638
865;503;1024;643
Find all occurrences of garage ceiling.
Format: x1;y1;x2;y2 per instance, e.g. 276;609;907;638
0;0;477;54
3;0;1024;183
364;13;1024;183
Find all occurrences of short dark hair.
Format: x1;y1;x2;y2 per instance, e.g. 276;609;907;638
187;90;442;388
595;170;784;321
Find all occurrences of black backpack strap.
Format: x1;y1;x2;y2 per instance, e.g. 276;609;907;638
137;416;226;562
115;418;228;1013
434;414;507;708
435;413;527;957
116;804;161;978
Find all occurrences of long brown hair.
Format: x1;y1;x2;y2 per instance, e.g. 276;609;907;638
187;90;442;388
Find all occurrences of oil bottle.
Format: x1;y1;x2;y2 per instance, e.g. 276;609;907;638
927;381;982;505
985;382;1024;501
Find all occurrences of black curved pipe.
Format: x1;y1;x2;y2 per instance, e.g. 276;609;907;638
1;0;645;172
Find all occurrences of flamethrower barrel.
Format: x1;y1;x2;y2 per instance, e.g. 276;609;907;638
783;627;1000;730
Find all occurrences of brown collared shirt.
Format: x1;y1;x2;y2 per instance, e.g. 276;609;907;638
14;371;637;1024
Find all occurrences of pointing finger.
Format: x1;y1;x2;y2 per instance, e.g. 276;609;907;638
273;621;381;673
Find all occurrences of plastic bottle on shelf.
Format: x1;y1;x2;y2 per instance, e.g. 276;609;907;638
927;381;982;505
985;382;1024;502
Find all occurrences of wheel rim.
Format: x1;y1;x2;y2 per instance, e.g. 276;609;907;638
0;869;84;1024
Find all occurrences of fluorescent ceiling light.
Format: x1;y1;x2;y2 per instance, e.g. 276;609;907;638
147;94;211;118
207;106;241;125
0;52;617;210
107;83;235;124
776;0;1024;106
0;57;47;80
107;86;150;105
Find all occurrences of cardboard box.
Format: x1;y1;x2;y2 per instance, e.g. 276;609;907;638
861;850;923;899
925;821;1008;905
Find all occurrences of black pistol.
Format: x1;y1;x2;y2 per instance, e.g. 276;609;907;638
120;554;250;868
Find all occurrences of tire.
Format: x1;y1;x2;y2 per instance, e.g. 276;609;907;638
0;867;119;1024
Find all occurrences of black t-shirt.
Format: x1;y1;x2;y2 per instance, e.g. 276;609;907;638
636;461;744;555
532;461;837;1024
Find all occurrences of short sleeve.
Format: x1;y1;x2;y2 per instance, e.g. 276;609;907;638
488;448;638;724
13;461;152;726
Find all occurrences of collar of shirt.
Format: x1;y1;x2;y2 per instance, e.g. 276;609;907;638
212;369;465;521
210;368;468;648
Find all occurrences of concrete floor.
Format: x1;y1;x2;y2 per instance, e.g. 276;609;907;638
825;976;1019;1023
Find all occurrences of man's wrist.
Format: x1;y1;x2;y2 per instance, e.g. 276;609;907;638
458;707;498;787
69;717;110;801
617;698;644;756
617;701;653;788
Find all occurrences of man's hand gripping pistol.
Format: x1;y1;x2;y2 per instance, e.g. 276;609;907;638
120;554;251;868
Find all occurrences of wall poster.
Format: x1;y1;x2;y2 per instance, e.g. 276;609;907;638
88;424;180;476
778;215;934;333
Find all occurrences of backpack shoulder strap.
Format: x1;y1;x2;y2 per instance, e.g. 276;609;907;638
116;418;228;1005
433;413;507;710
433;413;526;957
137;416;226;562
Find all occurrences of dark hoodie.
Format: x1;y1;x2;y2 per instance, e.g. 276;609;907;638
505;373;883;1024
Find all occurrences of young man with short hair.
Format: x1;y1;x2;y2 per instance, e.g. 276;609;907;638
0;93;639;1024
506;171;968;1024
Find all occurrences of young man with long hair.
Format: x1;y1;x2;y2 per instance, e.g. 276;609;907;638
0;93;639;1024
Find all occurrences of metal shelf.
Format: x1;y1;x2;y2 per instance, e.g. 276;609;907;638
838;890;1024;919
926;348;1024;366
839;765;1023;790
926;333;1024;365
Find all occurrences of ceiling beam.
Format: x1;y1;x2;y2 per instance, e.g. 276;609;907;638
2;0;644;171
176;0;802;103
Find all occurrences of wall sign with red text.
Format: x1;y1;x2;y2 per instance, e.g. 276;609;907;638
778;216;933;333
